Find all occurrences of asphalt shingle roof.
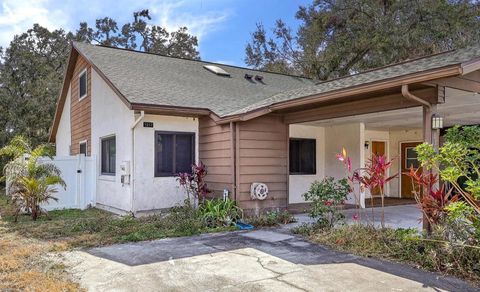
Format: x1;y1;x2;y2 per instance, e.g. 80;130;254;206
75;42;480;117
74;42;314;117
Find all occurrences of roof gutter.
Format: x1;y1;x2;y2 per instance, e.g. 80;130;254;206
401;84;431;109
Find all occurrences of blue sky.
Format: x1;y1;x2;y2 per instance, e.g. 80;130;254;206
0;0;311;66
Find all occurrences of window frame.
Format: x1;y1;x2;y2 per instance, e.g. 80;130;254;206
79;68;88;101
289;138;317;175
154;131;196;177
100;135;116;176
79;140;88;156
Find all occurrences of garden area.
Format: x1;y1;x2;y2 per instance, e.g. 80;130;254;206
0;136;294;290
293;125;480;285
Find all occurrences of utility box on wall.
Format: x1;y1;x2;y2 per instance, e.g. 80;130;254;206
120;161;131;185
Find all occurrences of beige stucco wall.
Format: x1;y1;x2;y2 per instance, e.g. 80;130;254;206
288;124;325;204
324;123;365;204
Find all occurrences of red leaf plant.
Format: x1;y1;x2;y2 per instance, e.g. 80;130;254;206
406;167;458;226
337;148;398;227
177;161;211;208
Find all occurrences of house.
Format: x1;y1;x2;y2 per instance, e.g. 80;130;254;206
50;41;480;215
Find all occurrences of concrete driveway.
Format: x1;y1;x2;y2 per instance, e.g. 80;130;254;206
59;228;476;292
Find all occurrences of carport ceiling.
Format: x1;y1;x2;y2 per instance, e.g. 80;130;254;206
302;88;480;130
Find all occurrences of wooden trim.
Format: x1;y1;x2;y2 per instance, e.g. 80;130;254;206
284;88;436;124
230;122;236;200
131;103;211;117
235;123;241;202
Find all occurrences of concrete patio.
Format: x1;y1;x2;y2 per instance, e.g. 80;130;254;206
57;214;476;292
289;204;423;231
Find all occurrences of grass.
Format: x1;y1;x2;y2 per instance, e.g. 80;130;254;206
0;194;235;291
293;223;480;284
0;195;235;248
245;210;296;227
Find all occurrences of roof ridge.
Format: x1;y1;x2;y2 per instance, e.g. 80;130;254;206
315;48;460;86
72;41;312;80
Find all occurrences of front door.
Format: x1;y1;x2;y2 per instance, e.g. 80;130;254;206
401;142;422;198
371;141;386;196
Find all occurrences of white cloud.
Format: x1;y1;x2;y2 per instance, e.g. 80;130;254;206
148;0;230;41
0;0;230;51
0;0;69;48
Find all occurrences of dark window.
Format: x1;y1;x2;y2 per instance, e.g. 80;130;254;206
101;136;116;175
155;131;195;177
289;138;316;175
79;141;87;156
79;70;87;99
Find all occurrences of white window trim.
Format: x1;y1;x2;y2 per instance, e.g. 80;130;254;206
79;140;88;156
79;68;88;101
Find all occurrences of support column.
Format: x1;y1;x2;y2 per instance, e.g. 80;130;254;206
422;104;438;231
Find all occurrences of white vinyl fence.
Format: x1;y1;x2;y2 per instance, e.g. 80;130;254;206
5;154;96;211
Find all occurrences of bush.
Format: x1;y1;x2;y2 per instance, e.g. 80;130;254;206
303;177;350;228
246;210;296;227
198;198;242;228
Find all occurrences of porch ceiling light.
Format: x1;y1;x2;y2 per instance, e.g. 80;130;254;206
432;115;444;130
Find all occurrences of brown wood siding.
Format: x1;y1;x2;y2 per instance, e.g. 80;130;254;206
237;114;288;211
198;117;233;197
70;55;91;155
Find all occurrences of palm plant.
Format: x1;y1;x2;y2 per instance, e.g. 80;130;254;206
0;135;65;221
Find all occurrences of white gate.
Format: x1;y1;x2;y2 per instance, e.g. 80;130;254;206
36;155;96;210
4;155;96;210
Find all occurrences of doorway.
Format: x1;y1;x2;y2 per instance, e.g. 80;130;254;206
371;141;386;197
400;142;422;198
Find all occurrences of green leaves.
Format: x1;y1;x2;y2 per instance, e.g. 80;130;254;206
245;1;480;80
303;177;350;228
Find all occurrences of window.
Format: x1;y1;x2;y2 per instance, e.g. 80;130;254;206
79;69;87;100
155;131;195;177
101;136;116;175
289;138;316;175
405;147;420;169
79;141;87;156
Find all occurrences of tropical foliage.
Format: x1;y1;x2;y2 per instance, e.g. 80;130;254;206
336;148;397;227
245;0;480;80
303;176;350;228
0;136;65;221
199;198;243;228
177;162;210;208
413;125;480;242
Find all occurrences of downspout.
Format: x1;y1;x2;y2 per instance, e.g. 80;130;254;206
401;84;431;109
130;110;145;215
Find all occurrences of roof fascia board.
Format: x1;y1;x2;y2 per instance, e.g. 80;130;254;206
48;46;77;142
460;58;480;75
216;64;462;124
131;103;211;117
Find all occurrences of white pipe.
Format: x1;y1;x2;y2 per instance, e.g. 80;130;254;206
130;110;145;214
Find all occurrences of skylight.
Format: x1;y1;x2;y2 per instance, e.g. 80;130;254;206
203;65;230;77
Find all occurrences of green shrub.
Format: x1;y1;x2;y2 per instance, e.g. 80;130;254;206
303;177;350;228
198;198;242;228
246;210;296;227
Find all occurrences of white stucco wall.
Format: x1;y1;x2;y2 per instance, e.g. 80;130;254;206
388;128;423;197
91;69;134;213
55;86;71;156
288;124;325;204
133;115;199;212
324;123;365;203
